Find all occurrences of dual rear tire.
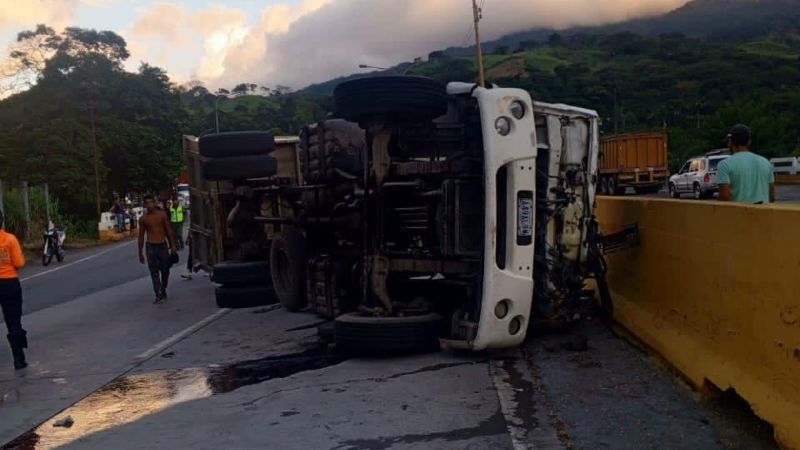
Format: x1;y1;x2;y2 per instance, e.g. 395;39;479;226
212;260;277;309
600;176;619;196
199;131;279;181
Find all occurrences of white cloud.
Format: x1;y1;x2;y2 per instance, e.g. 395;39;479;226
0;0;80;30
205;0;689;90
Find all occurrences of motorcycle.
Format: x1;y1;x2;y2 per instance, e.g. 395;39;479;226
42;223;66;266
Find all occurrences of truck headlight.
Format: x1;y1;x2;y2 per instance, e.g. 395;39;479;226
509;100;526;119
495;117;512;136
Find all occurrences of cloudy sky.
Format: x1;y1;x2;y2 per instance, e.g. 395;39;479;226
0;0;690;90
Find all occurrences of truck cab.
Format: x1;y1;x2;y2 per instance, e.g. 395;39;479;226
185;77;600;352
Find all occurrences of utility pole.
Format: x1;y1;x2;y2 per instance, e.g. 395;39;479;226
20;181;30;240
472;0;485;87
44;183;51;225
613;85;619;135
89;101;101;220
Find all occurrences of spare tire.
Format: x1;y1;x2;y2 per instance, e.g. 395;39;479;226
215;285;278;309
199;131;275;157
334;76;448;123
212;260;271;285
202;155;278;181
333;312;443;355
270;228;308;312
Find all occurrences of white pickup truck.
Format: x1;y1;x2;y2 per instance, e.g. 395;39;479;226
185;76;601;353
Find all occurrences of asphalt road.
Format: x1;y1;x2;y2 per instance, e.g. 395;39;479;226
629;183;800;203
0;242;781;450
19;241;145;315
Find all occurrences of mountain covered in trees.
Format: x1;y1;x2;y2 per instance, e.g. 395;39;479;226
0;0;798;230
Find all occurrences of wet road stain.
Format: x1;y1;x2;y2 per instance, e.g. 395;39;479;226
2;347;345;450
329;408;509;450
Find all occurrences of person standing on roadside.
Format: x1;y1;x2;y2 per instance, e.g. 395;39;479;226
138;195;178;303
717;124;776;204
168;197;185;251
110;196;125;233
126;202;137;237
0;210;28;369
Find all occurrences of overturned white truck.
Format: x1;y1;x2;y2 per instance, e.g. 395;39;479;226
185;76;605;353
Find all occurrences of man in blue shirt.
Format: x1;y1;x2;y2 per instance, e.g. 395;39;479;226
716;124;775;204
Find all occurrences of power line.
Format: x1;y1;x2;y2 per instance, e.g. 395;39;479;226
459;21;474;48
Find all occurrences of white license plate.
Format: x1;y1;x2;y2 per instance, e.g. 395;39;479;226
517;197;533;238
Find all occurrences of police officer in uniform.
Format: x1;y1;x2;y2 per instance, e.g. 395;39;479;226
168;198;185;251
0;210;27;369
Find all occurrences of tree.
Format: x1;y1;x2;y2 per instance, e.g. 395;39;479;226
1;24;60;94
548;33;563;47
232;83;249;96
271;85;292;97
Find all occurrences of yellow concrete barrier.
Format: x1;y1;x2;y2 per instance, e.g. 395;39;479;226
596;197;800;449
99;230;128;242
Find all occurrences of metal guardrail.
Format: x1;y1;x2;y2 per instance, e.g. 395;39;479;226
771;156;800;175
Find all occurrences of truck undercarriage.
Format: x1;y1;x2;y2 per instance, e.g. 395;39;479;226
185;76;602;353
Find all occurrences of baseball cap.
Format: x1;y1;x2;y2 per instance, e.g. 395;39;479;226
724;124;751;146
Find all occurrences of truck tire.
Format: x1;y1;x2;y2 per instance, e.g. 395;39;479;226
600;177;609;196
211;260;271;285
608;177;618;196
300;120;366;183
334;76;448;123
270;228;308;312
199;131;275;157
693;183;702;200
215;285;278;309
669;183;680;199
202;155;278;181
333;312;443;354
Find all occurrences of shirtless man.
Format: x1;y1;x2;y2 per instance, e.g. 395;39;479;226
138;194;178;303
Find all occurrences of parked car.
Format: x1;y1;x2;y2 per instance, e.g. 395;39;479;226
669;151;729;199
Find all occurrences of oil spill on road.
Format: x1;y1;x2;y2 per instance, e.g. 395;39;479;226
329;408;509;450
1;346;345;450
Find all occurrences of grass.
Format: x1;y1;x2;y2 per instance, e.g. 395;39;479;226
740;39;799;59
522;50;571;73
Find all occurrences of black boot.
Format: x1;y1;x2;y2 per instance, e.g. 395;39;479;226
7;334;27;370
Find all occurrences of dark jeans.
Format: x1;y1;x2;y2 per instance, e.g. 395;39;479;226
116;213;126;232
146;243;170;298
0;278;25;338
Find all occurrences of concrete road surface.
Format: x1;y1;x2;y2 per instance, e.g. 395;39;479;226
0;242;780;450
